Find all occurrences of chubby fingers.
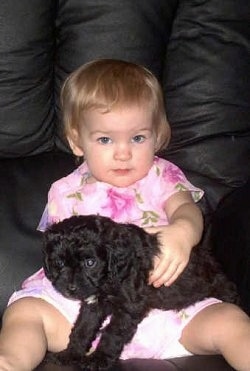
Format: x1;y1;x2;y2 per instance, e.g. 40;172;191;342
148;256;162;286
148;258;187;288
144;226;161;235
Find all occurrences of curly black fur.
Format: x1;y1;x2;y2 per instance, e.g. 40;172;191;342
43;214;238;370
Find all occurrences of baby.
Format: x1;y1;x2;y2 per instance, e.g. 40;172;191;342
0;59;250;371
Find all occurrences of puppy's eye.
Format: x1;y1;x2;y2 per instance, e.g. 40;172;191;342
84;258;96;268
55;258;64;269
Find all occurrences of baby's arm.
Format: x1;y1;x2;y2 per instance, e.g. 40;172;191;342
146;191;203;288
0;298;71;371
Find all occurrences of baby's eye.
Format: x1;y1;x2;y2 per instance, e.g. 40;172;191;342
132;135;145;143
97;137;112;144
84;258;97;268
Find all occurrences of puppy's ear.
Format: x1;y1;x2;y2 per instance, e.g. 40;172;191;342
42;236;55;282
107;249;119;279
106;239;134;282
106;232;153;302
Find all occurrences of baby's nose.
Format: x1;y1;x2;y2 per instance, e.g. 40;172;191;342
114;143;132;160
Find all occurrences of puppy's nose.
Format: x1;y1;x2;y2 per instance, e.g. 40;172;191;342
68;284;77;292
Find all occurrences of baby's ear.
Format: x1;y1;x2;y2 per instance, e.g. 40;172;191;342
154;135;163;153
67;129;84;157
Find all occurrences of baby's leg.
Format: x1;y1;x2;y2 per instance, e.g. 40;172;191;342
0;297;72;371
180;302;250;371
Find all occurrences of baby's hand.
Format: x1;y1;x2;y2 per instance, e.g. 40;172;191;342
145;225;192;288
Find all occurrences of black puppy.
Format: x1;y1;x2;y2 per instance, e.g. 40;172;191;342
43;214;238;370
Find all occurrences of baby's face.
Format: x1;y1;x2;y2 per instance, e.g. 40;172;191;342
73;105;157;187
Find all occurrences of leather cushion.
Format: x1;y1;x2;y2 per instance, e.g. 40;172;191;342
54;0;178;150
0;0;56;156
162;0;250;212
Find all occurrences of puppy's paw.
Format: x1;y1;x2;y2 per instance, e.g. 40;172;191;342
45;349;81;366
80;352;114;370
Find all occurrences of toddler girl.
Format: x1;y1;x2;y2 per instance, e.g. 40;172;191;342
0;59;250;371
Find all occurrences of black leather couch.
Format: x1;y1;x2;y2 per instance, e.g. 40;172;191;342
0;1;249;370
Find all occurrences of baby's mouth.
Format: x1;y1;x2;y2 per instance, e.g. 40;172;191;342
113;169;130;175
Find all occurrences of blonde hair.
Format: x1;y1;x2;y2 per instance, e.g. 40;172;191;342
61;59;171;151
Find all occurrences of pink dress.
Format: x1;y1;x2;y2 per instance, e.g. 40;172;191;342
8;156;220;359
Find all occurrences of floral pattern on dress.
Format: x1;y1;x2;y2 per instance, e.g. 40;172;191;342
101;189;136;221
38;156;204;231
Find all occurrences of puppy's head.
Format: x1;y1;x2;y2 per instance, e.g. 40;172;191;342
43;215;159;301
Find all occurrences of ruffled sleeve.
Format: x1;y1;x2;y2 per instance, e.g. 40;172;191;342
152;157;204;203
37;204;49;232
37;162;89;231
